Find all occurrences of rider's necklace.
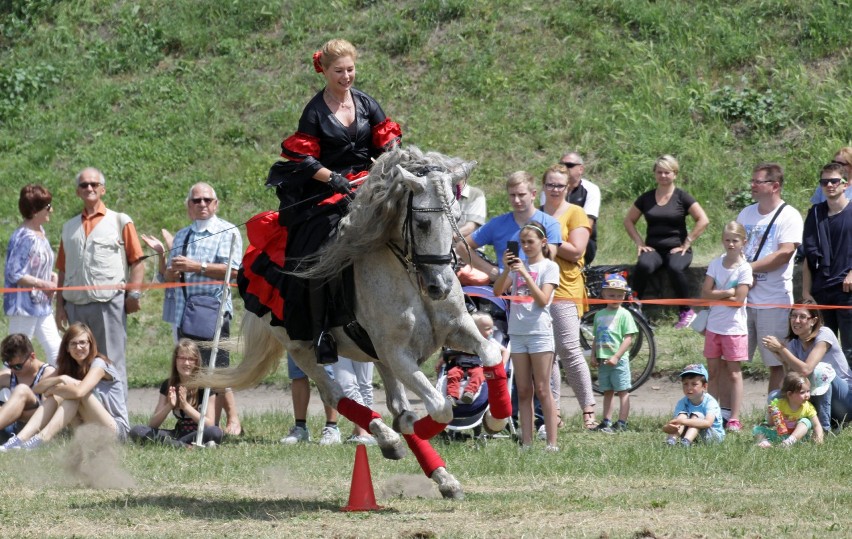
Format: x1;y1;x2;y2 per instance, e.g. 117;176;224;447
325;89;352;109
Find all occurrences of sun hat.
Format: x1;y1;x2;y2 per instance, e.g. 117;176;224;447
601;273;629;292
680;363;709;381
809;363;836;397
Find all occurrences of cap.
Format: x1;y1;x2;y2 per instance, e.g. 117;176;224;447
680;363;709;381
602;273;629;292
809;363;836;397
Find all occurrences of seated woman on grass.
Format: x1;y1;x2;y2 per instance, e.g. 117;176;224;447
762;301;852;432
129;339;223;448
2;323;129;450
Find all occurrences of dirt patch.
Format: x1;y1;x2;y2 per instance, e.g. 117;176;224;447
128;378;771;420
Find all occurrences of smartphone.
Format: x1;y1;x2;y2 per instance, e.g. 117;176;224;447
506;240;519;258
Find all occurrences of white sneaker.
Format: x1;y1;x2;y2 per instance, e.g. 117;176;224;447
0;435;22;452
280;425;310;445
319;425;341;446
345;434;378;446
537;424;547;441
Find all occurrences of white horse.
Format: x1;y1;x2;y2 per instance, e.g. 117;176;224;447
200;146;511;499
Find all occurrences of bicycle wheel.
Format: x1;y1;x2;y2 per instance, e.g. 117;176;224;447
581;307;657;394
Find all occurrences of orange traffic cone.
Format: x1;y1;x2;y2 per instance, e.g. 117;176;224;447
341;444;383;511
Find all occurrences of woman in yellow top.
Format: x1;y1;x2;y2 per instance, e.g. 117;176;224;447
540;164;596;429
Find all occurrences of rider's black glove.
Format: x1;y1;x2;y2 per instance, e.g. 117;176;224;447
328;172;353;196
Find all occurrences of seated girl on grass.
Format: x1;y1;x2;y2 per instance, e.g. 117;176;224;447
129;339;223;448
1;323;129;450
753;371;825;448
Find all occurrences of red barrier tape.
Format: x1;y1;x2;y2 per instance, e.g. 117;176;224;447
0;280;233;294
4;282;845;311
464;290;852;311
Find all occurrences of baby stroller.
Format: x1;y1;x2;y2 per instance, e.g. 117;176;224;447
435;285;515;440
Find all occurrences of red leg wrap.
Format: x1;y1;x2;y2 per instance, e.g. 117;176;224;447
403;433;445;477
413;415;447;440
483;363;511;419
337;397;382;431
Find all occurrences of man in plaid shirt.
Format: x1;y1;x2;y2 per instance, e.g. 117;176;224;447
166;182;243;436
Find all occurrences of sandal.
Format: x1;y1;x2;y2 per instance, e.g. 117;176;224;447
582;411;597;430
556;414;565;429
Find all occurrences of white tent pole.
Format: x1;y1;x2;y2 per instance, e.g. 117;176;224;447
194;232;239;447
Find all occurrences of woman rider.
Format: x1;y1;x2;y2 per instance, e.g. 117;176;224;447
252;39;401;364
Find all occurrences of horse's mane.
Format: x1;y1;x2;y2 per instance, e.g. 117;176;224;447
293;145;464;280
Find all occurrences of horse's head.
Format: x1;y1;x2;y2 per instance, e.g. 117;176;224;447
395;159;473;300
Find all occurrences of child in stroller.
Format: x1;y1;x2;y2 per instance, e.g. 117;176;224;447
442;312;510;406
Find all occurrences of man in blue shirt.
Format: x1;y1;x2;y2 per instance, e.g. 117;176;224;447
456;171;561;282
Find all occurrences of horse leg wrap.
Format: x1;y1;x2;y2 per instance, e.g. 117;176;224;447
483;363;511;419
403;433;445;477
413;416;448;440
337;397;382;431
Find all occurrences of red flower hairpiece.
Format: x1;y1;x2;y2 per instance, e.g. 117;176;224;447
312;50;323;73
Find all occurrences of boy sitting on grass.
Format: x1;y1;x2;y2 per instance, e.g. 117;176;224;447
663;364;725;446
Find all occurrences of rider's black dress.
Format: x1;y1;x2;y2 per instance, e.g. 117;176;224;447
240;88;401;342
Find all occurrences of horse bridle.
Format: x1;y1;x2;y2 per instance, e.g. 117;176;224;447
388;169;458;275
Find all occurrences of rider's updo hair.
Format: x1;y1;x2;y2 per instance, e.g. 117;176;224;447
313;39;358;73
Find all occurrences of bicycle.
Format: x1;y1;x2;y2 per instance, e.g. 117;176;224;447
579;265;657;393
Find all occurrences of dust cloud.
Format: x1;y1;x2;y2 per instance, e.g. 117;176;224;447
61;424;136;489
378;474;441;500
262;466;321;498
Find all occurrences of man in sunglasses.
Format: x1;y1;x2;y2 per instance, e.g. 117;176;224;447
0;334;55;449
802;162;852;364
559;152;601;265
55;167;145;402
162;182;243;435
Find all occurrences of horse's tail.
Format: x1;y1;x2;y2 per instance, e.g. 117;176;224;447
188;312;285;391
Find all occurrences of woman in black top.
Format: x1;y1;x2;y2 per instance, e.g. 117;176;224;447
241;39;401;362
623;155;709;328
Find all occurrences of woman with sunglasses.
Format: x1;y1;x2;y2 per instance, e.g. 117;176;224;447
3;184;62;364
762;302;852;432
0;334;56;449
0;323;129;450
540;164;597;430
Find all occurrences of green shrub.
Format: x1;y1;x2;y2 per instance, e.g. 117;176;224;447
695;82;789;135
0;62;58;122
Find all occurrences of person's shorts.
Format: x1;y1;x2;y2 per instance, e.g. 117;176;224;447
675;411;724;443
597;359;631;392
508;332;554;355
287;354;335;381
746;307;789;367
704;331;749;361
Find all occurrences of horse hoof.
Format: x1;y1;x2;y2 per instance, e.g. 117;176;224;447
369;419;407;460
379;441;408;460
483;412;508;435
431;467;464;500
393;410;417;435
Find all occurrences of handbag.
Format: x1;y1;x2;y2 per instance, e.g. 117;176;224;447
180;294;221;341
689;309;709;335
178;231;221;341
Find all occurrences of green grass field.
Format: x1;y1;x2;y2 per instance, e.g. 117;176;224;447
1;3;850;536
1;410;850;538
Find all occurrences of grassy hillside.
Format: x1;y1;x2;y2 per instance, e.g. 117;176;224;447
1;0;851;385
